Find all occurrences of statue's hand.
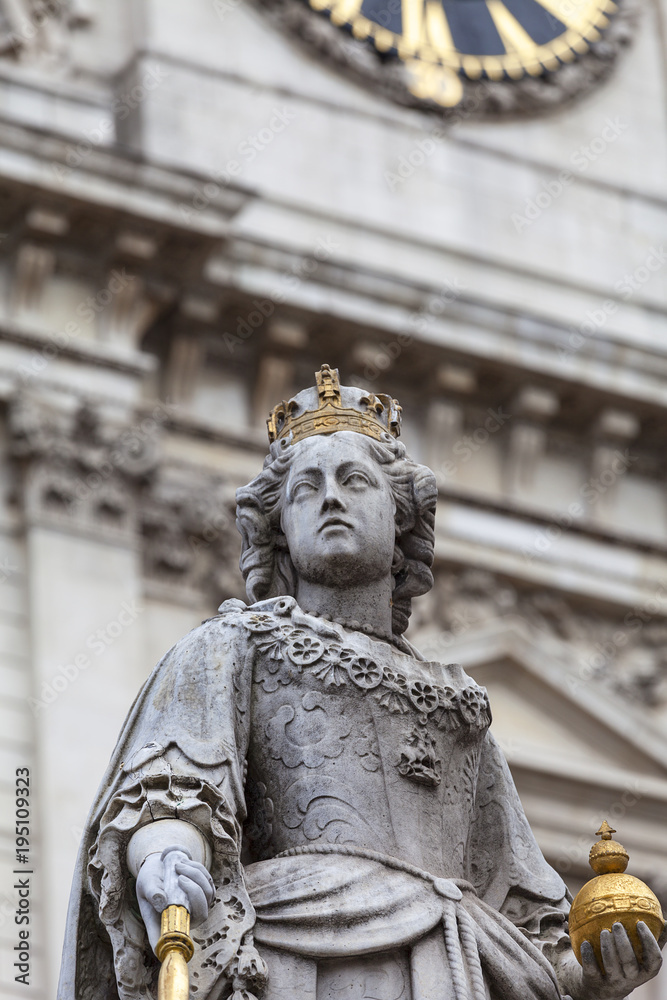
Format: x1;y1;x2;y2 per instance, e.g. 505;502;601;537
579;922;663;999
135;850;216;953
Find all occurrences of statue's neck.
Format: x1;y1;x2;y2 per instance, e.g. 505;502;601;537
295;577;394;642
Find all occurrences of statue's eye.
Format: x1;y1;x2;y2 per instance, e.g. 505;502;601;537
291;479;317;498
343;471;370;488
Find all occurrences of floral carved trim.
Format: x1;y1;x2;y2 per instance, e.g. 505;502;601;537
220;598;492;733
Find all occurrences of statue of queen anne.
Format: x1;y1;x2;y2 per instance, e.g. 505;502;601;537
59;365;663;1000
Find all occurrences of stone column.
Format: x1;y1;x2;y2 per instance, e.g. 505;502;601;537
8;395;154;993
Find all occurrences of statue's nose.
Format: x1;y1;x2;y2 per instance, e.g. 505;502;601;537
321;479;346;511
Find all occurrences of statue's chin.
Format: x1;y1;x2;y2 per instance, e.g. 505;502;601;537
296;552;391;589
290;529;394;589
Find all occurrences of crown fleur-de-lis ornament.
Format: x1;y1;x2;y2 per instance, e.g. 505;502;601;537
266;365;402;446
569;821;665;970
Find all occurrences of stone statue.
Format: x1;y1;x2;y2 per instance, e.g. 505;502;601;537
59;365;664;1000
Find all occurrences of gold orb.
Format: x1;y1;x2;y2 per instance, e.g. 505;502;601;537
569;821;665;969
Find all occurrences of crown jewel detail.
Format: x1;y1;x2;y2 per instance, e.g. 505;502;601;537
267;365;402;445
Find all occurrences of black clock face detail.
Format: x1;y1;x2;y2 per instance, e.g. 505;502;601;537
305;0;618;105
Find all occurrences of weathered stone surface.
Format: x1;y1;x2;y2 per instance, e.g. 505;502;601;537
0;2;665;997
59;375;665;999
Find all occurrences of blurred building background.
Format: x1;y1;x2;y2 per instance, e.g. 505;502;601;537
0;0;666;997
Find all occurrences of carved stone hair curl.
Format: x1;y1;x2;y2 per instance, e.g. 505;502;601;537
235;432;437;635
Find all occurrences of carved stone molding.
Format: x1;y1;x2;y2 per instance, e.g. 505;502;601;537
588;407;640;518
251;0;639;120
139;472;244;601
6;392;246;600
10;242;55;318
7;393;159;539
505;386;559;497
0;0;93;66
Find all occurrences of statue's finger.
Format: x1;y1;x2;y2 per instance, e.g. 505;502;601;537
151;889;167;912
177;875;209;925
600;928;623;980
658;922;667;951
637;922;663;975
580;940;601;979
136;854;165;911
175;860;215;900
611;922;638;975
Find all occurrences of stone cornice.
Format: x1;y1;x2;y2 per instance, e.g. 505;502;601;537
433;502;667;613
434;483;667;557
0;132;664;414
4;392;245;597
0;120;253;235
0;319;156;377
210;234;667;409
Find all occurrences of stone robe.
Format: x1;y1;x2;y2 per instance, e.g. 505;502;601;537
58;596;572;1000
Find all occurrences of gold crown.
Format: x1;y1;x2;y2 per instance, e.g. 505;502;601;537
267;364;402;446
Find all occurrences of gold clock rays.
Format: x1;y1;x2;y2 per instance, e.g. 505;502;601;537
307;0;618;106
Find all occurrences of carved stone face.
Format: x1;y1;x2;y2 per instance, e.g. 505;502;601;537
280;432;396;589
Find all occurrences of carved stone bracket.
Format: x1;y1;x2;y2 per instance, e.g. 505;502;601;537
425;399;463;475
587;407;640;518
11;243;55;319
0;0;93;66
504;386;559;497
6;391;246;600
7;392;158;540
140;473;243;601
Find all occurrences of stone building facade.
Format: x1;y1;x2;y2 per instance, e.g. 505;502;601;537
0;0;666;997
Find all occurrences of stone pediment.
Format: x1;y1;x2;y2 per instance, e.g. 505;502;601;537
414;617;667;781
413;618;667;887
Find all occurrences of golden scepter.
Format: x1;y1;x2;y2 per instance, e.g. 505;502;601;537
155;847;195;1000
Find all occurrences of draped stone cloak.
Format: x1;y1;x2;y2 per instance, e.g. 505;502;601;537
58;596;572;1000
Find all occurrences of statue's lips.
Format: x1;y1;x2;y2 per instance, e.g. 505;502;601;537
318;517;353;533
